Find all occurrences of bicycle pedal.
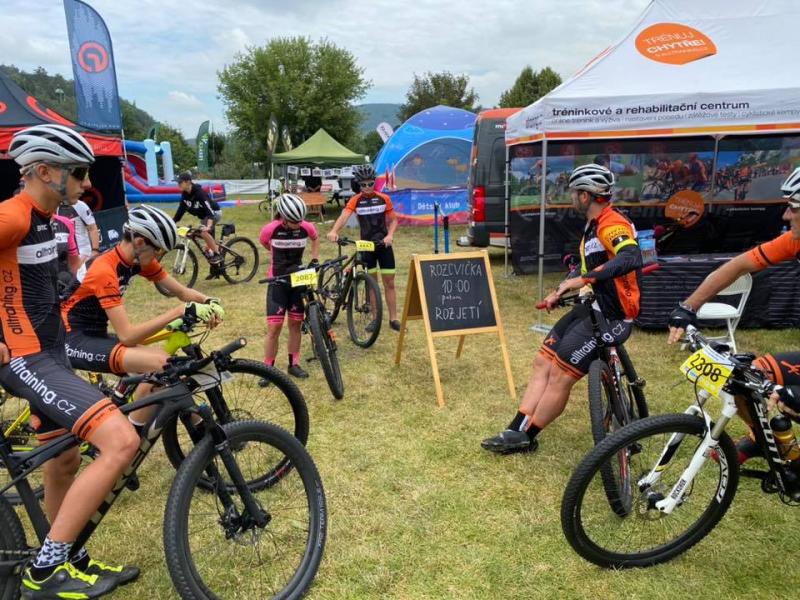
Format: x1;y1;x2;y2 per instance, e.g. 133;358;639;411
632;378;646;388
125;474;140;492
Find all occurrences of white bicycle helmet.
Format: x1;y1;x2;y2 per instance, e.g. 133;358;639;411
781;167;800;205
353;164;376;182
568;163;615;197
124;205;178;251
9;124;95;168
276;193;306;222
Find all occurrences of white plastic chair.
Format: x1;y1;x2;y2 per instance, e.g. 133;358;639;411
696;273;753;353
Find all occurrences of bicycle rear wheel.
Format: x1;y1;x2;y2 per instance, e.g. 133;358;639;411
159;243;198;296
163;420;326;600
220;237;259;284
562;413;739;568
0;394;44;505
162;360;309;488
346;271;382;348
317;266;344;324
0;494;28;599
308;304;344;400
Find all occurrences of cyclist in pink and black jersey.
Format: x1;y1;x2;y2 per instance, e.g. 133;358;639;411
259;193;319;382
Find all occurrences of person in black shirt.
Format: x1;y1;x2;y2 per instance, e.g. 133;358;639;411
175;172;221;263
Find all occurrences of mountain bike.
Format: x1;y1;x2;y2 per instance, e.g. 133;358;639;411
158;223;260;296
0;337;327;599
261;259;345;400
561;324;800;569
317;237;383;348
0;315;309;504
537;291;648;511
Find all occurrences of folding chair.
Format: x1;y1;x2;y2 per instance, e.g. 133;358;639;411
695;273;752;353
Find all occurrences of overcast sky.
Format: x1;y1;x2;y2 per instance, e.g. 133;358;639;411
1;0;651;137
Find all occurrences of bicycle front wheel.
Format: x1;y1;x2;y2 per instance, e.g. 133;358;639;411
162;360;309;487
308;304;344;400
163;420;327;600
0;494;28;599
160;243;198;296
562;413;739;569
220;237;259;284
346;271;382;348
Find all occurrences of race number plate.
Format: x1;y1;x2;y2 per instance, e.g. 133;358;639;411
680;346;734;397
290;268;318;288
356;240;375;252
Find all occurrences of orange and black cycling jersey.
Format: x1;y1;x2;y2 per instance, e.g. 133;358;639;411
61;246;167;337
345;191;394;243
579;203;643;321
746;231;800;270
0;192;63;356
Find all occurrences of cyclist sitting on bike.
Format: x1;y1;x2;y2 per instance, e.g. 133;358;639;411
175;172;222;265
3;124;140;598
259;193;320;382
482;163;643;455
60;205;223;427
668;166;800;463
326;163;401;331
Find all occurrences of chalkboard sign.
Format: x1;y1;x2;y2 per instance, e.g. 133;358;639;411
419;256;496;332
395;250;514;407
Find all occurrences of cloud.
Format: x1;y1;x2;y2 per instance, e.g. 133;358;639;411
0;0;652;135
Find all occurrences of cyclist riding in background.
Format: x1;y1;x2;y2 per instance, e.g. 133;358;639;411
174;171;222;264
3;124;139;599
60;204;223;429
687;152;708;192
259;193;320;384
482;163;643;455
326;163;401;332
668;167;800;463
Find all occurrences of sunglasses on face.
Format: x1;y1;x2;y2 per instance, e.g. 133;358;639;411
360;181;375;188
68;166;89;181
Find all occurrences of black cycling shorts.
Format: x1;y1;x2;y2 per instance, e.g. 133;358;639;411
362;245;395;274
753;352;800;387
538;303;633;378
65;330;127;375
266;282;304;324
0;346;114;442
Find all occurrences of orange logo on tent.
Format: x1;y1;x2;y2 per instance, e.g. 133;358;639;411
635;23;716;65
665;190;705;227
0;101;6;114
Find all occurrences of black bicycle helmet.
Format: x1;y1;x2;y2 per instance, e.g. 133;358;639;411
352;164;376;182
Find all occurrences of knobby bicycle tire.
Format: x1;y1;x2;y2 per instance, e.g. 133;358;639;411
561;413;739;569
220;237;259;284
318;266;344;324
159;243;199;296
308;303;344;400
346;271;382;348
0;493;28;600
163;420;327;600
161;360;309;489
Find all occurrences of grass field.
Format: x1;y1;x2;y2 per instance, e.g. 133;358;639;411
28;203;800;599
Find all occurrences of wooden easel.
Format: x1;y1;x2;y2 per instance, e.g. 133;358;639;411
394;250;515;407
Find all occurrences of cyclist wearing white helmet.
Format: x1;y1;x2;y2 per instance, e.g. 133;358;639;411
327;163;401;331
2;124;141;598
259;193;320;381
483;163;643;455
668;167;800;463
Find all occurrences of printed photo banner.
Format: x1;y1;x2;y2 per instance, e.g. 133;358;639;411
300;167;311;176
286;165;299;175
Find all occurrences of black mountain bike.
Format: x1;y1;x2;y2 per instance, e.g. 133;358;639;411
317;237;383;348
158;223;260;296
538;291;648;511
562;324;800;569
0;316;309;504
0;338;327;599
261;259;345;400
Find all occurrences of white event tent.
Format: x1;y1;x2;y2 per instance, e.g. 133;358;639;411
505;0;800;293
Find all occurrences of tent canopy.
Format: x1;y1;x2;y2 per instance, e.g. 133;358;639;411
0;70;122;156
506;0;800;144
272;128;365;165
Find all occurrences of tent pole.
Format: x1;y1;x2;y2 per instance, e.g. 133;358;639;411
504;143;510;277
531;139;550;334
710;135;722;200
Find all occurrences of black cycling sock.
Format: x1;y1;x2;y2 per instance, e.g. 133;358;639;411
71;547;90;571
508;412;528;432
526;423;542;440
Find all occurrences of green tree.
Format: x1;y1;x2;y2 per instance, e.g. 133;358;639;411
208;132;226;168
158;123;195;173
499;66;562;108
398;71;478;122
218;37;370;165
213;133;262;179
353;131;385;162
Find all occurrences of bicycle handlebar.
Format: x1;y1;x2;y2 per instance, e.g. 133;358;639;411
535;262;661;310
258;256;346;285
